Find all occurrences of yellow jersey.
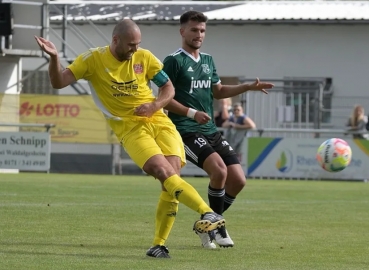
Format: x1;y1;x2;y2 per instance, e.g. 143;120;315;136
67;46;168;120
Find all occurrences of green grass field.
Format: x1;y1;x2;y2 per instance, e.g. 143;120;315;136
0;174;368;270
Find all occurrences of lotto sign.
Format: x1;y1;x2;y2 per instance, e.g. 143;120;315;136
0;132;51;171
16;94;117;144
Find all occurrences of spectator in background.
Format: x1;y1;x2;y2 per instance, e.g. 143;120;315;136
222;103;256;161
214;98;232;128
346;105;368;139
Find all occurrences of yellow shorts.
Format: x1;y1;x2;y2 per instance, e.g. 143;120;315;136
107;116;186;169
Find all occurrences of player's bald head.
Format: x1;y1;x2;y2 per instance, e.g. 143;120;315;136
112;19;140;37
110;19;141;61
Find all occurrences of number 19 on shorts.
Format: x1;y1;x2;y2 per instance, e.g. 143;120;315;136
194;137;207;148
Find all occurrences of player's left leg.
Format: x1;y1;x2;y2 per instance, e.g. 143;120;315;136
223;164;246;211
212;164;245;248
152;186;179;249
209;132;247;247
180;132;230;248
209;132;246;211
147;187;178;258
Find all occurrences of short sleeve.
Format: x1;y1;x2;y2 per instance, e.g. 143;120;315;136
163;56;180;85
146;50;164;81
211;57;221;85
67;49;95;81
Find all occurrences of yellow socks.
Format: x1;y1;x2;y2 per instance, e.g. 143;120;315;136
153;191;179;246
163;174;212;214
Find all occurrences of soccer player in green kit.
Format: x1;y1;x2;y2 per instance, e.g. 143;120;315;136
164;11;274;249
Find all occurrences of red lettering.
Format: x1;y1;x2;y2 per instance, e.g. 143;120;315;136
63;104;70;116
63;104;70;117
54;104;61;116
44;104;54;116
70;105;80;117
28;103;80;117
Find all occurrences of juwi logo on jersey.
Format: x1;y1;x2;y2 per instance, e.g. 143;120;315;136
191;77;211;89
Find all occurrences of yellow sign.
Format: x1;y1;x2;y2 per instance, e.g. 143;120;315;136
18;94;117;144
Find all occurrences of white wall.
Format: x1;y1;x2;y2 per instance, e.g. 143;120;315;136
22;23;369;128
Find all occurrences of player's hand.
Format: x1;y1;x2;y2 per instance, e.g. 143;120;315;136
134;102;157;118
247;78;274;94
34;36;58;57
194;111;211;125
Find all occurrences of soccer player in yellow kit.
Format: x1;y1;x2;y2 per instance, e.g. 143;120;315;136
35;19;225;258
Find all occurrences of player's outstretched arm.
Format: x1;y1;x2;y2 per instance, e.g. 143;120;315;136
34;36;76;89
212;78;274;99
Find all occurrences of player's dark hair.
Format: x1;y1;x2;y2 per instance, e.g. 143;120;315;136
180;11;208;25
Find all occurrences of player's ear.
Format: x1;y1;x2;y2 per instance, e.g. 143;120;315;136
179;27;185;37
112;35;119;45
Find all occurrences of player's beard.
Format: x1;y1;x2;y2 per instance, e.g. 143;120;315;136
124;52;134;60
116;49;134;61
186;40;202;50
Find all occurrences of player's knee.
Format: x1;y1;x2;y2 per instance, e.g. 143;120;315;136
154;166;173;180
166;156;181;175
209;162;227;183
236;177;247;190
144;164;174;181
226;165;247;191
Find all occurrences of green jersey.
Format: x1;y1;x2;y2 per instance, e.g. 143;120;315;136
163;48;220;135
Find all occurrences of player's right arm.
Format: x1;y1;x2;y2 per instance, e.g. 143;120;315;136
35;36;93;89
48;56;76;89
35;36;76;89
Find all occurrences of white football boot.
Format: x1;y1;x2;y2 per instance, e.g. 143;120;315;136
195;230;216;249
214;226;234;248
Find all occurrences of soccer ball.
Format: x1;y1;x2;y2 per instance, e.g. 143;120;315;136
316;138;352;172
